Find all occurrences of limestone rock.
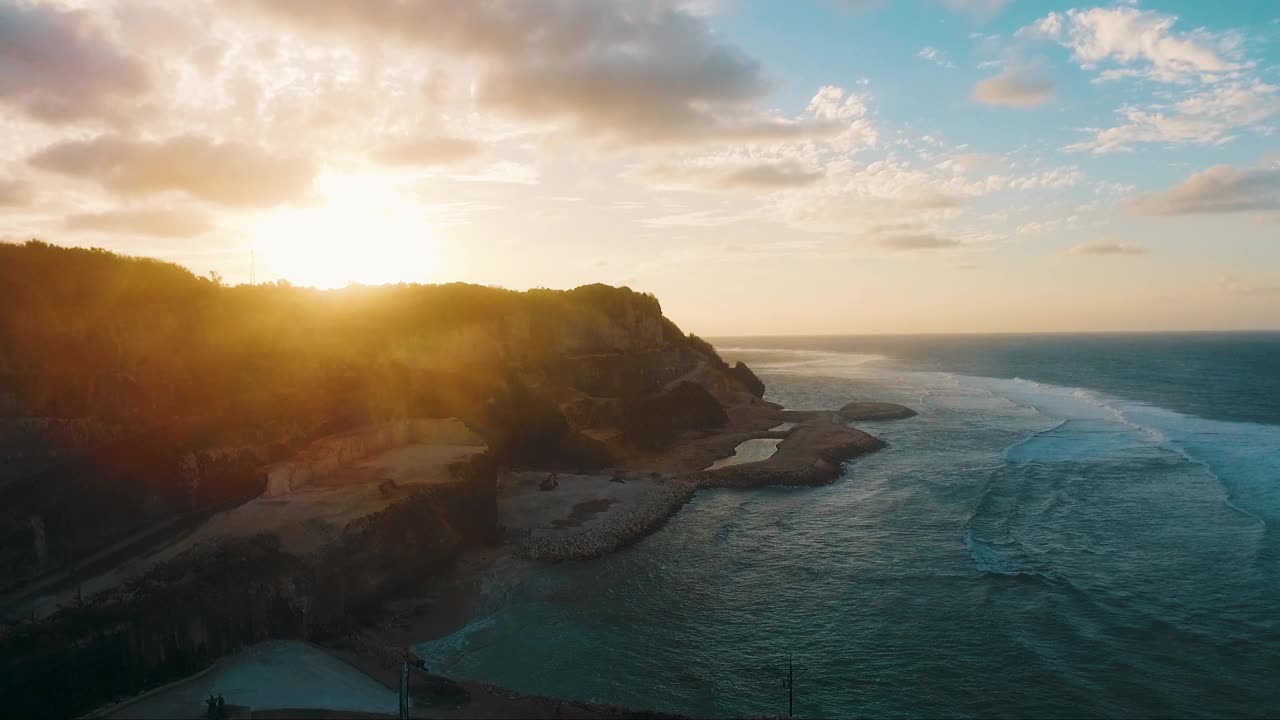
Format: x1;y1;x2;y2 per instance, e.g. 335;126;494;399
837;401;918;421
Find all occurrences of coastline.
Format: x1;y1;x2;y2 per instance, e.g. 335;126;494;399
312;402;910;716
83;399;913;719
514;405;891;563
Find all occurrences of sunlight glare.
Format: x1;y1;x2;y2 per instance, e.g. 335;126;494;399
253;172;440;288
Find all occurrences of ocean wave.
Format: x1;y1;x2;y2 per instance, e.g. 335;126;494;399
412;614;498;673
962;376;1277;528
1000;419;1071;461
717;347;888;373
741;345;1277;564
961;528;1060;584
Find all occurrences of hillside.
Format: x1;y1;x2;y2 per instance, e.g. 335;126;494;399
0;240;766;596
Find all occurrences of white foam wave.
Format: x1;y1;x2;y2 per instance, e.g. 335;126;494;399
748;345;1279;531
412;614;498;673
716;347;888;373
961;377;1279;528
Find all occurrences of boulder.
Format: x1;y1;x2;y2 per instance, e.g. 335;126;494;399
837;401;918;421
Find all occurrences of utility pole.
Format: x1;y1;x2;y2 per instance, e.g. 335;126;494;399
788;653;794;717
781;652;808;718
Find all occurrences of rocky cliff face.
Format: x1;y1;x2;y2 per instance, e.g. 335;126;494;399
0;281;752;604
0;458;497;720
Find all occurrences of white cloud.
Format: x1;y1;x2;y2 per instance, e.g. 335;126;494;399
1008;167;1084;190
1020;7;1245;84
243;0;840;146
628;85;876;194
918;46;955;69
1068;81;1279;153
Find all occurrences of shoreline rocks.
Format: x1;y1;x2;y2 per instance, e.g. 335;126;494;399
837;401;918;421
514;408;889;562
516;477;697;562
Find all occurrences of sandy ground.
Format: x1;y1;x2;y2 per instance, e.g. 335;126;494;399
100;640;399;719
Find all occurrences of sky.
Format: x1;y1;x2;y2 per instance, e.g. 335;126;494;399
1;0;1279;335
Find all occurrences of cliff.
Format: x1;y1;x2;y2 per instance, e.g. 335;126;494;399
0;241;764;596
0;452;498;720
0;241;779;718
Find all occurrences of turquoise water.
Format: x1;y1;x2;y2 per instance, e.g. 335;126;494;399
418;334;1280;718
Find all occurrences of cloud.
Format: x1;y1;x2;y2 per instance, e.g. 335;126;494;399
1068;239;1146;256
1132;164;1280;215
65;208;215;238
717;164;824;190
1008;167;1083;190
1066;81;1278;154
1020;7;1243;84
936;153;1003;176
372;136;481;167
973;68;1054;107
243;0;838;145
0;178;34;206
635;161;824;191
918;46;955;68
873;228;963;251
29;135;315;207
0;2;149;123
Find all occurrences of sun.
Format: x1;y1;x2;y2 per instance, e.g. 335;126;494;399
252;171;440;288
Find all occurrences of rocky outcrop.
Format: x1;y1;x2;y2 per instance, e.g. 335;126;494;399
702;415;885;488
0;457;498;720
622;381;728;451
0;423;271;595
726;362;766;398
838;401;918;421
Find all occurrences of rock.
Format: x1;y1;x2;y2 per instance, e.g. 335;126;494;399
838;401;918;421
726;361;766;398
539;473;559;491
621;381;729;451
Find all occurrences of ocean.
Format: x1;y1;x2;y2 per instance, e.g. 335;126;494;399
417;332;1280;718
